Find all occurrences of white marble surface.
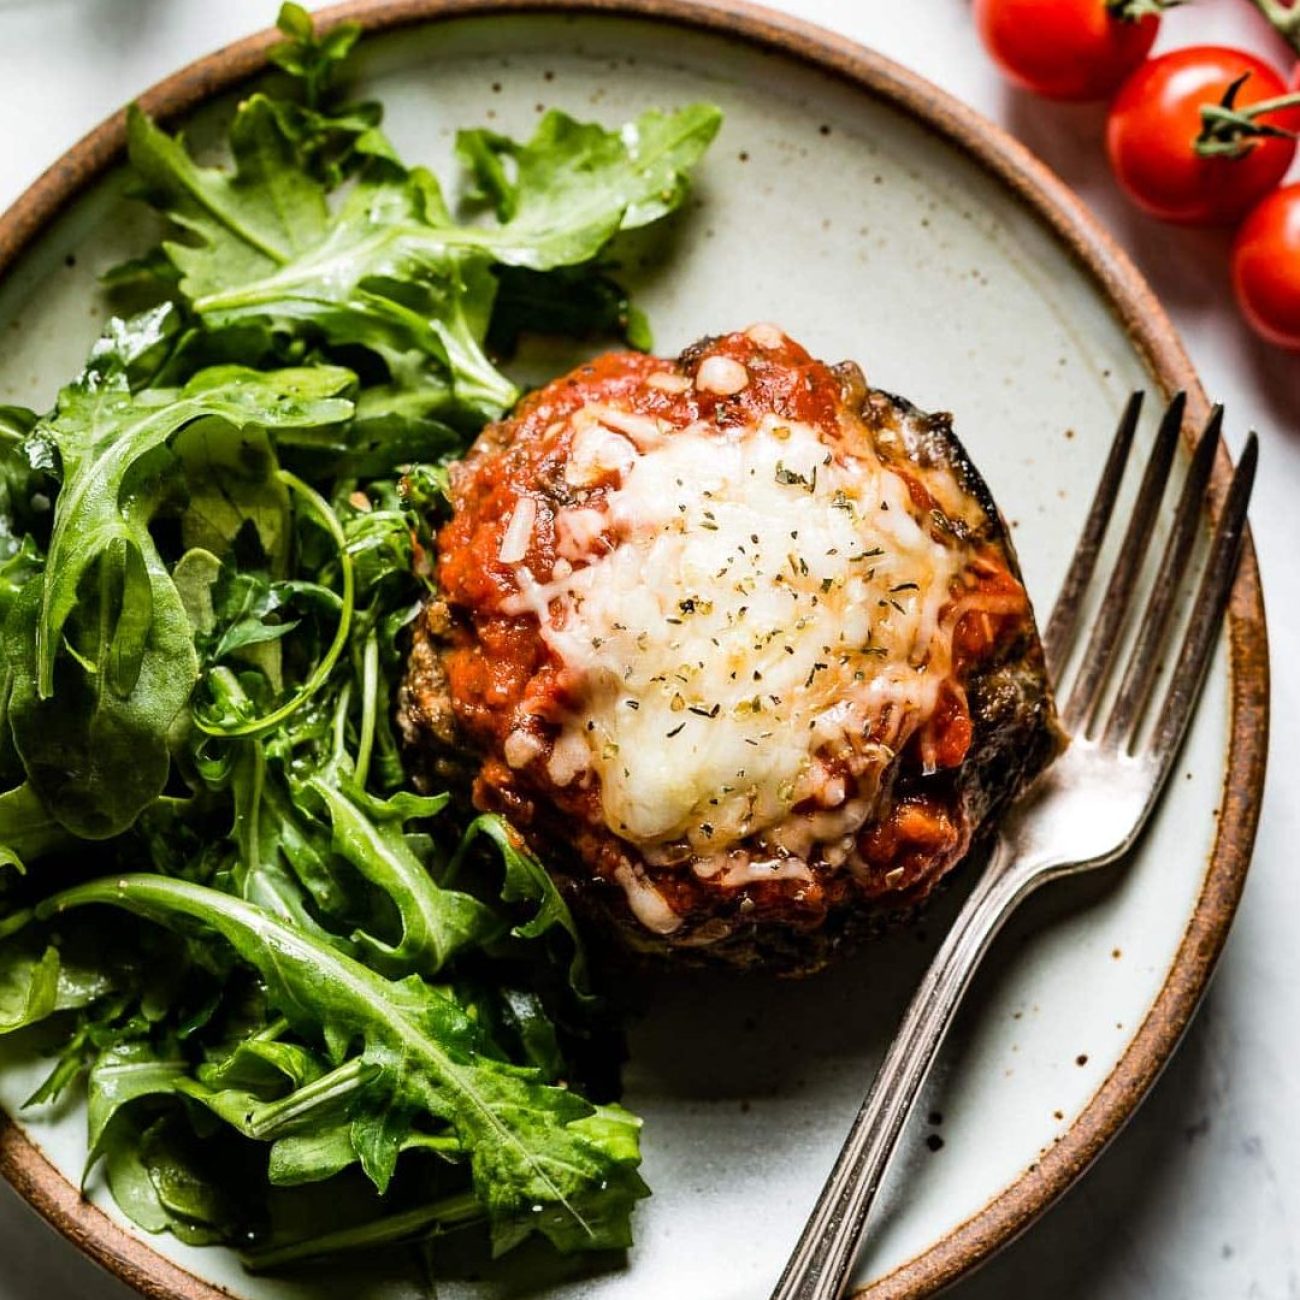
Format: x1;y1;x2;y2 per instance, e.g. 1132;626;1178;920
0;1;1293;1297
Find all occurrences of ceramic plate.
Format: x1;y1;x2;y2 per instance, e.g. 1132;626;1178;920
0;3;1267;1298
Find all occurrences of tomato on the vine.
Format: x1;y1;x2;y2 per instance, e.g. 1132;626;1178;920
1232;184;1300;348
1106;48;1300;225
974;0;1161;102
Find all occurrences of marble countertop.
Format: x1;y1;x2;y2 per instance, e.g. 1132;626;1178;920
0;1;1293;1297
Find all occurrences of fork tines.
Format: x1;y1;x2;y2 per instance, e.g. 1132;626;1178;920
1044;392;1257;767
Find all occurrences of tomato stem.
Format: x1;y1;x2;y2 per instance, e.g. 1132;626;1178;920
1105;0;1179;18
1247;0;1300;55
1195;75;1300;158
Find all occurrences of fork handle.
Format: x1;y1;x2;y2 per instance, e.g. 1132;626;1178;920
769;837;1040;1300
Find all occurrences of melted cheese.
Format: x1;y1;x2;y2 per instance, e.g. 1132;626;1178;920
502;398;969;861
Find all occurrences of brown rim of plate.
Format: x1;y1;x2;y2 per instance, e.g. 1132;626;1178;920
0;1;1269;1297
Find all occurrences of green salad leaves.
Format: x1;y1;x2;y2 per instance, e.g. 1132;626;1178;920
13;323;355;838
39;874;647;1252
127;52;719;425
0;2;719;1273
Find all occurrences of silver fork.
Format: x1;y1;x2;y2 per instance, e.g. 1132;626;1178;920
770;393;1259;1300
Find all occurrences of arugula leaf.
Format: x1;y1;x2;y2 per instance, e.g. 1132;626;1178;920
86;1039;189;1169
191;474;354;741
4;570;198;841
247;1102;643;1268
2;328;353;838
0;942;58;1032
266;4;398;189
0;782;69;871
98;1112;179;1236
223;741;347;944
619;105;725;228
0;405;36;444
269;4;362;111
38;875;648;1250
186;1055;372;1141
172;547;222;636
455;103;722;266
0;533;45;634
200;1023;325;1092
180;1055;458;1189
450;814;591;1003
175;423;291;572
0;932;115;1035
179;1029;460;1193
1;411;54;574
210;574;300;661
102;1109;263;1246
274;374;462;480
309;778;496;978
488;263;652;357
244;1189;482;1269
266;1126;376;1187
128;98;330;307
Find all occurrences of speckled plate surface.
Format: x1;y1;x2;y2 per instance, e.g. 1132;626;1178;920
0;3;1267;1299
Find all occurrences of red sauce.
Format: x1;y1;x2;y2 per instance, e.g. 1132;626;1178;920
857;796;964;897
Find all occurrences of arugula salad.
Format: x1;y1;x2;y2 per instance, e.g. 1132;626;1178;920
0;5;719;1269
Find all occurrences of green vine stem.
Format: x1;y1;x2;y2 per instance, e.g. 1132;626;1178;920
1107;0;1180;19
1196;73;1300;157
1248;0;1300;56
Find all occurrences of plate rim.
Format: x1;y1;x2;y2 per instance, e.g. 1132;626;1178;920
0;2;1269;1298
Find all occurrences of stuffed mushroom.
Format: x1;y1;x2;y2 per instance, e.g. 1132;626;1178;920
400;327;1062;971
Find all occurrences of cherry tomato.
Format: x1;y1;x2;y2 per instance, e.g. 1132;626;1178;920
974;0;1159;102
1232;184;1300;348
1106;48;1300;225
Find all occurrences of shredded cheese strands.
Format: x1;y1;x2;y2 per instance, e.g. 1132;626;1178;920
503;406;971;879
497;496;537;564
